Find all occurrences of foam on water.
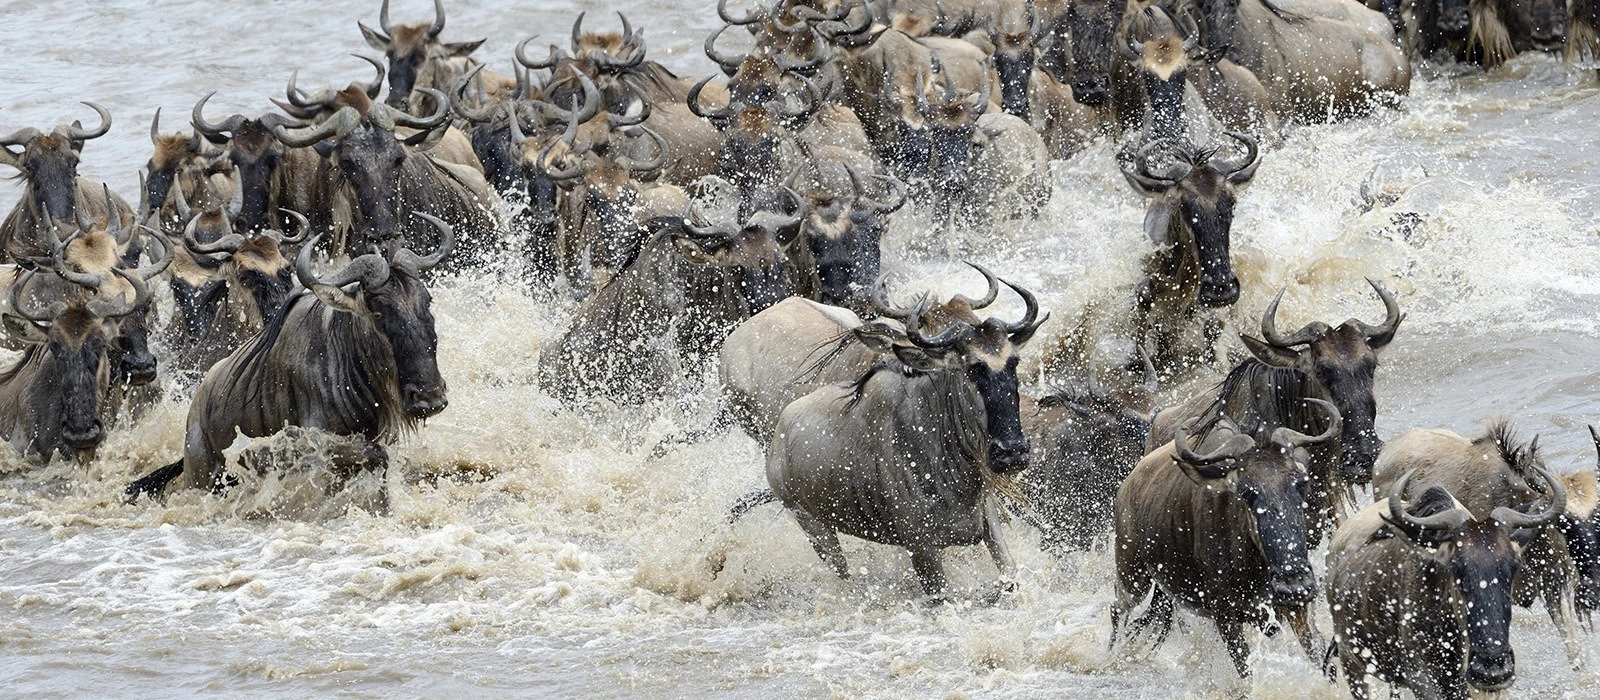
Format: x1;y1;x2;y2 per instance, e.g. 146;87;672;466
2;1;1600;696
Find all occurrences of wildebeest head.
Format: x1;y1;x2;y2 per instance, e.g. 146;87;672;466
1241;280;1403;484
5;267;151;452
671;189;807;314
142;108;221;227
177;193;307;331
862;265;1049;473
295;212;453;421
1428;0;1473;38
192;94;311;234
40;203;171;387
1119;6;1204;141
358;0;485;109
1384;466;1567;692
1193;0;1241;63
270;88;451;247
1063;0;1129;105
1566;428;1600;617
807;168;905;308
1121;133;1261;307
1174;400;1342;603
0;103;112;221
990;23;1038;119
1527;0;1571;49
916;58;991;219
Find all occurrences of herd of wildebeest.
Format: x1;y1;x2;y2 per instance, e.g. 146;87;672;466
1;0;1596;696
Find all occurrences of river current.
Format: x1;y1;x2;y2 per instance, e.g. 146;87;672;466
1;1;1598;697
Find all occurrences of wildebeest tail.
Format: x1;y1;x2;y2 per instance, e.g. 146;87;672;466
125;460;184;501
727;489;778;523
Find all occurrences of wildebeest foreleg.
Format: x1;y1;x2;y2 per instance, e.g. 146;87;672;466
1548;585;1588;670
125;460;185;501
1276;603;1324;663
1217;619;1252;677
909;548;948;598
982;497;1016;581
1338;650;1371;700
793;509;850;580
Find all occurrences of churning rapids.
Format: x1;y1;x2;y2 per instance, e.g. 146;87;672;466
1;0;1598;697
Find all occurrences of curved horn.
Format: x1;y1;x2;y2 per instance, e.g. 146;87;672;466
191;93;248;138
0;126;43;148
1347;278;1404;346
545;73;601;124
828;0;873;39
1173;421;1252;475
393;212;455;272
617;126;669;175
133;228;173;279
271;108;355;148
507;103;530;150
1271;398;1343;448
688;76;738;127
264;209;311;246
515;36;562;70
427;0;446;38
284;70;337;110
1001;277;1041;336
1210;130;1261;178
775;32;831;73
778;72;824;124
848;168;907;215
607;98;653;128
378;0;394;35
1388;469;1472;532
717;0;767;26
449;65;499;122
389;89;451;129
971;66;993;114
1175;7;1202;55
86;268;151;320
182;214;246;257
8;270;61;328
63;102;112;142
1260;287;1330;349
754;185;807;234
953;261;1000;309
296;234;390;295
149;108;162;146
534;111;590;183
704;24;749;72
772;7;810;34
905;300;971;350
871;276;923;321
570;12;587;55
354;53;386;98
1493;465;1568;529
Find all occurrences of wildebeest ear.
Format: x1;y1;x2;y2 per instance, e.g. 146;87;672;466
670;234;727;265
402;125;447;149
852;322;904;353
358;23;392;53
892;344;944;371
443;39;487;58
1241;335;1301;370
0;146;20;169
2;314;48;344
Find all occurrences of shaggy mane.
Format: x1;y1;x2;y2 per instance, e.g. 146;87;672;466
1475;416;1536;474
1469;0;1516;67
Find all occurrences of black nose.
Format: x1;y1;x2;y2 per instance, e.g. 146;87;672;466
1270;572;1317;604
1071;77;1109;107
989;438;1031;473
1197;275;1241;307
126;358;158;385
403;386;449;419
1340;438;1382;484
1440;12;1470;34
63;420;105;450
1468;652;1515;690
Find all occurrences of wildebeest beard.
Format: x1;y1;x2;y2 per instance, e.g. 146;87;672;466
22;137;82;221
993;46;1035;119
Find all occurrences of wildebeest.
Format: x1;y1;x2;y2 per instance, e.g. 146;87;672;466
538;197;805;405
1189;0;1411;122
270;87;498;264
0;103;136;265
359;0;499;113
191;94;337;237
914;59;1051;230
1;267;150;463
1370;0;1570;64
1114;401;1341;675
794;167;905;311
760;273;1046;598
1371;420;1600;670
1148;280;1403;543
1328;465;1566;699
142;109;234;234
1118;5;1277;141
125;213;454;500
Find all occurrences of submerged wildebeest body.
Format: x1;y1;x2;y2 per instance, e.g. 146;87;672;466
1114;402;1340;676
1149;280;1402;543
1371;0;1570;65
1018;382;1152;552
763;272;1046;597
1371;421;1600;670
1328;467;1566;699
0;268;151;463
125;215;454;500
538;199;806;406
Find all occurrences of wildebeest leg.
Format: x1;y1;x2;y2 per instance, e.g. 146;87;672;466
1547;584;1588;670
1131;588;1175;649
1111;565;1154;649
125;460;185;501
909;548;948;598
351;441;391;515
1276;603;1323;662
1217;618;1252;677
793;509;849;580
981;497;1017;585
1338;650;1370;700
